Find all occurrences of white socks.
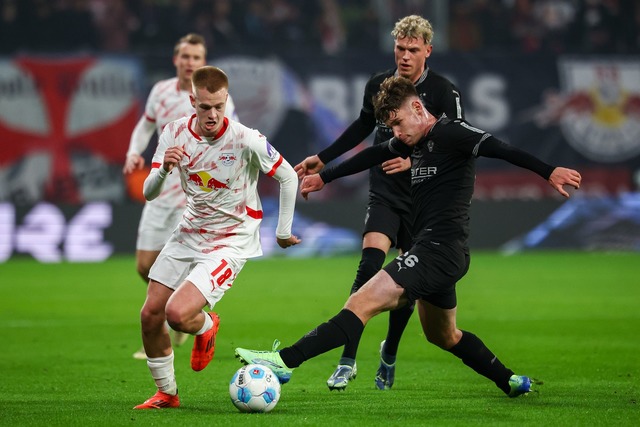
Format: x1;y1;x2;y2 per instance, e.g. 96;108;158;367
195;311;213;335
147;352;177;396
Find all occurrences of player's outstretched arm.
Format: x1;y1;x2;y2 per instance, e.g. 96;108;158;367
548;167;581;198
270;156;300;248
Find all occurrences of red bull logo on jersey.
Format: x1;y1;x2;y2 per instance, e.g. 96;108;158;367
219;153;237;166
537;59;640;162
187;172;229;192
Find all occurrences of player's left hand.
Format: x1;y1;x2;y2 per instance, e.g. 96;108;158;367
277;235;301;248
382;157;411;174
300;174;325;200
548;167;582;198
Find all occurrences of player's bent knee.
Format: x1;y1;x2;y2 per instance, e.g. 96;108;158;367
140;306;165;331
425;331;458;350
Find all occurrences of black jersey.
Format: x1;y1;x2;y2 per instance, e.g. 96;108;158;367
317;66;464;215
362;67;464;211
321;117;554;245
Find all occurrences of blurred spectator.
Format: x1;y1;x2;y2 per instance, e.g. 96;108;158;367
56;0;99;51
534;0;575;53
449;1;483;52
317;0;346;55
509;0;545;52
0;0;20;53
571;0;618;53
91;0;139;52
341;0;380;50
0;0;636;56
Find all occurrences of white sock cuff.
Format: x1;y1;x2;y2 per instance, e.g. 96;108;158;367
147;352;174;368
195;311;213;335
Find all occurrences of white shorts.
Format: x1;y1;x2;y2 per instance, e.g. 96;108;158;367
148;241;247;309
136;203;184;251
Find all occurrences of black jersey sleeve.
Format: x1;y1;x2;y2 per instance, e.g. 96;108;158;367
319;139;406;183
317;110;377;164
439;84;464;120
317;75;382;164
478;136;556;180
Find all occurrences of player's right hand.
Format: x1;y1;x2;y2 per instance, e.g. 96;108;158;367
294;155;324;179
162;146;185;172
123;153;145;175
300;174;325;200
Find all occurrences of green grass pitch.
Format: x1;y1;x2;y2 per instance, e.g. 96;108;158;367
1;252;638;426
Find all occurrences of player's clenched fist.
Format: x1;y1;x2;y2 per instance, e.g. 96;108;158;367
163;146;185;172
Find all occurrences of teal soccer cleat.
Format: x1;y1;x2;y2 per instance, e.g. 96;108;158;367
235;339;293;384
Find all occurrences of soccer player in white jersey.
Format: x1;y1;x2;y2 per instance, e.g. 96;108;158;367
133;66;300;409
123;33;238;359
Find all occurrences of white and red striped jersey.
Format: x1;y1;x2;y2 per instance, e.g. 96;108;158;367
147;115;297;258
128;76;238;209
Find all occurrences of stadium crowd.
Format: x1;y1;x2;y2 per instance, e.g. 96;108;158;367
0;0;637;56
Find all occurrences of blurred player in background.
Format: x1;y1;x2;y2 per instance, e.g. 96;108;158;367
295;15;464;391
134;66;300;409
236;75;582;399
123;33;238;359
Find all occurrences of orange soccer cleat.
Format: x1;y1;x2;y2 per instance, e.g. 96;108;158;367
133;390;180;409
191;312;220;372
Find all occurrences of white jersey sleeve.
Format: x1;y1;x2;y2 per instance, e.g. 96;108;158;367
247;133;298;239
127;115;156;156
143;123;180;200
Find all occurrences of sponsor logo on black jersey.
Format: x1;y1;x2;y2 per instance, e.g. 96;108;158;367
412;166;437;184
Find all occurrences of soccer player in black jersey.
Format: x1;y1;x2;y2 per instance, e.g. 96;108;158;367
235;75;581;398
295;15;464;391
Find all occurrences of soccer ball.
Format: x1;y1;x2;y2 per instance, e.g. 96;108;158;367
229;364;281;413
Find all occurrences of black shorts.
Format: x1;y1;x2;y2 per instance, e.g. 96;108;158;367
363;200;412;251
383;238;470;309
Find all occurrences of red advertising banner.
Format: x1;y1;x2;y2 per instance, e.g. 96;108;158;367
0;56;142;204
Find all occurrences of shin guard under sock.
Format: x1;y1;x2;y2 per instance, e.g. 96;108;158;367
447;330;514;394
280;309;364;368
382;301;415;359
341;247;386;361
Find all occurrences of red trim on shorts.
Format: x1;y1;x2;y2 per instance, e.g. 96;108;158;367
266;155;284;177
152;162;162;168
144;113;156;122
246;206;263;219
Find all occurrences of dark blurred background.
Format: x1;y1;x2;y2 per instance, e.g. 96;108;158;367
1;0;639;262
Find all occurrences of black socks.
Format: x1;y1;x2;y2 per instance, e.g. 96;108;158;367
447;330;514;394
280;309;364;368
381;301;415;359
340;248;386;361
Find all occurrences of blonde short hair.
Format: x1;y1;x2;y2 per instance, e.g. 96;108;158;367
391;15;434;45
174;33;207;56
192;66;229;93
